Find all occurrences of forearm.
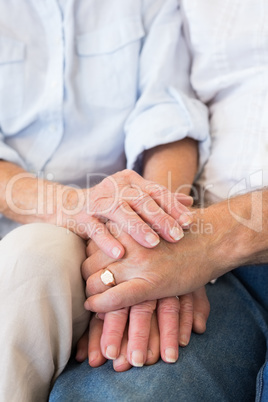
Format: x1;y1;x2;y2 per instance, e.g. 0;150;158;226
196;190;268;279
142;138;198;194
0;160;63;225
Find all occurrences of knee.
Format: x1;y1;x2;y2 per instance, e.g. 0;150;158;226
0;223;86;285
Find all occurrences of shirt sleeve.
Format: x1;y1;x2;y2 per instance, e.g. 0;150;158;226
0;131;26;168
124;0;210;176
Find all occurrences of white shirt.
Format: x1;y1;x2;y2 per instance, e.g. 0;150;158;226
182;0;268;202
2;0;267;236
0;0;210;237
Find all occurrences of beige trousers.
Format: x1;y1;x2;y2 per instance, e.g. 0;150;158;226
0;223;90;402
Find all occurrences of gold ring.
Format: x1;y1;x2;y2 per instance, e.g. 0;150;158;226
100;269;116;287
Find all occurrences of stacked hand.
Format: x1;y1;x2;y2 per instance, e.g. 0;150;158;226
56;170;193;258
76;235;210;371
62;170;210;371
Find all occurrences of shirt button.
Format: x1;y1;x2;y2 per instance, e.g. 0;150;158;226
51;81;59;88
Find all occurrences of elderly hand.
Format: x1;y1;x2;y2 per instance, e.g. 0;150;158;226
54;170;193;259
76;293;209;371
82;219;212;313
77;237;210;371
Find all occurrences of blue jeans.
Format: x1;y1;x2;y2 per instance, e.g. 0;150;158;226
49;266;268;402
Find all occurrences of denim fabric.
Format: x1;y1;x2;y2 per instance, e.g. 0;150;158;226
50;268;268;402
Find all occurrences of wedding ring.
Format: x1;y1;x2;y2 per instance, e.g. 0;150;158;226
100;269;116;287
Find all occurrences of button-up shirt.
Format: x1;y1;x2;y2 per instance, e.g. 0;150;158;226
185;0;268;202
0;0;210;237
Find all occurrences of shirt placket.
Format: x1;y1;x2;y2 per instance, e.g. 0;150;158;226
26;0;65;173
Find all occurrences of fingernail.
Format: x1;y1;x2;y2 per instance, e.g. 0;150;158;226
180;215;193;228
146;349;153;360
76;351;85;362
169;227;184;241
131;350;144;367
181;221;192;229
165;348;177;363
145;233;160;247
95;312;105;321
180;335;189;347
106;345;118;360
181;195;193;201
112;247;121;259
113;354;128;370
88;351;99;364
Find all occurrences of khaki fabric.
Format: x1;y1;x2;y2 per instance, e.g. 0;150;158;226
0;223;90;402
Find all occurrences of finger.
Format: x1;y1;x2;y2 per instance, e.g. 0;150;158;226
192;287;210;334
145;311;160;366
175;193;194;207
100;308;129;361
85;253;129;296
157;297;179;363
144;183;193;228
75;329;89;362
87;316;107;367
124;174;193;225
179;293;194;347
85;278;161;312
124;190;186;242
86;217;125;259
113;328;132;372
105;200;164;248
82;250;115;281
85;265;118;297
127;301;156;367
86;239;100;257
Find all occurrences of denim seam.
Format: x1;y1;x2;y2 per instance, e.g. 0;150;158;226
256;362;266;402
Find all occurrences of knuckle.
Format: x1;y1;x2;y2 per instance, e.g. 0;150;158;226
153;213;172;229
130;192;150;209
85;278;98;297
148;185;168;200
180;321;193;333
110;308;129;320
130;332;148;342
90;197;109;215
90;223;104;238
180;300;194;314
131;302;155;316
125;169;136;179
116;169;132;181
164;327;179;338
110;199;129;216
168;201;182;217
105;327;123;338
158;298;180;315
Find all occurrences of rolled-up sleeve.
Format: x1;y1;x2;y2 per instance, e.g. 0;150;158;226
124;0;210;176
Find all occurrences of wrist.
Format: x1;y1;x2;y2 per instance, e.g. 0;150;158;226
196;193;265;278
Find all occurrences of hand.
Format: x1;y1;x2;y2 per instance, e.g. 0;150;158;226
54;170;193;259
83;220;212;313
76;293;210;371
76;301;160;372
